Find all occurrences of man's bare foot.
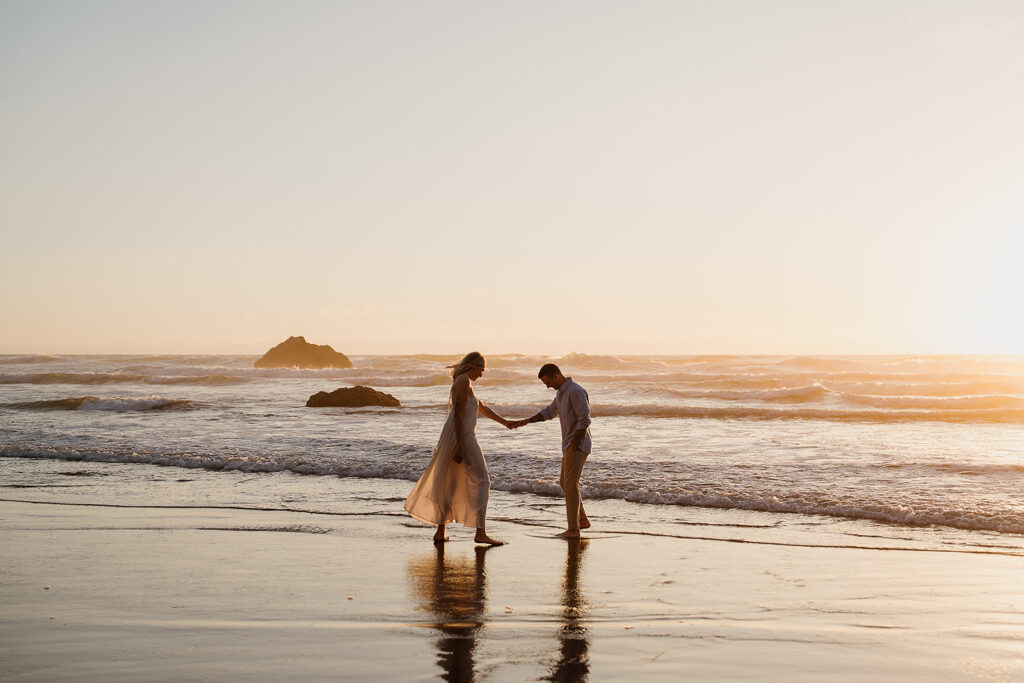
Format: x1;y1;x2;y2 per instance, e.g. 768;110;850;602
556;529;581;539
579;519;592;530
474;532;506;546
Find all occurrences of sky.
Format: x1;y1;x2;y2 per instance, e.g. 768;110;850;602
2;0;1022;355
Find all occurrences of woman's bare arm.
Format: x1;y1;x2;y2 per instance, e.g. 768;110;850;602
478;401;510;428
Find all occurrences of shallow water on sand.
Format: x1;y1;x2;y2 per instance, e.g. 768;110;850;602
3;469;1023;683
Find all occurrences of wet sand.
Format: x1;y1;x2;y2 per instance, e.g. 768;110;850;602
2;491;1024;681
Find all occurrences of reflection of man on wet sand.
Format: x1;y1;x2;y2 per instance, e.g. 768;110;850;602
510;364;593;538
546;539;590;682
407;545;492;682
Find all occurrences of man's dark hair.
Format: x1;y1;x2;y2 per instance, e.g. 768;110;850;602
538;363;562;379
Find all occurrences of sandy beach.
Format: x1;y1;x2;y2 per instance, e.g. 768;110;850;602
3;469;1023;682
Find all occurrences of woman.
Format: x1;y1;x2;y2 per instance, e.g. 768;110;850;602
405;352;509;545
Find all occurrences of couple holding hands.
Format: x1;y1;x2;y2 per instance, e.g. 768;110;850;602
405;352;592;544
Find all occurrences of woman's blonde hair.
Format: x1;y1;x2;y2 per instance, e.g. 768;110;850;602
449;351;486;378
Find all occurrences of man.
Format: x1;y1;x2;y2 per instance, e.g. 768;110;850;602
511;364;592;538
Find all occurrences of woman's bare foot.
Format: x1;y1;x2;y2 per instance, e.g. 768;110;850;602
433;525;448;543
556;529;581;539
474;531;506;546
579;519;592;530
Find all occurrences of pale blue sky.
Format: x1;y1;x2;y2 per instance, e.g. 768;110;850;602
2;1;1022;354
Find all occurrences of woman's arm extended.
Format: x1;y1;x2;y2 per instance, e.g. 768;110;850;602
478;401;511;429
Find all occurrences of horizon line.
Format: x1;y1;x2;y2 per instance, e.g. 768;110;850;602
2;350;1023;358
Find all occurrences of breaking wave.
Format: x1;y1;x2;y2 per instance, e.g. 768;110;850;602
577;482;1024;535
3;443;1023;535
602;404;1024;423
843;393;1024;411
4;396;195;411
655;384;831;403
0;372;250;386
0;355;63;364
482;402;1024;423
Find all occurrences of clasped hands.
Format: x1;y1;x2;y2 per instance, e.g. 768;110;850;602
454;419;525;463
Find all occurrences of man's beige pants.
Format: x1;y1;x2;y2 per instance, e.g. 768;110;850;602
559;446;589;530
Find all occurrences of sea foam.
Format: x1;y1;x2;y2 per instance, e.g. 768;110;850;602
3;442;1023;535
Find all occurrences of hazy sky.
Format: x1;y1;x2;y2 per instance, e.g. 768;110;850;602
2;1;1022;355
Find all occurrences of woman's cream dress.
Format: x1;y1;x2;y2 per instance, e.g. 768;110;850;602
405;377;490;528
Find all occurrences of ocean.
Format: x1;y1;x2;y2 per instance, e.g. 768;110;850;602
2;352;1023;552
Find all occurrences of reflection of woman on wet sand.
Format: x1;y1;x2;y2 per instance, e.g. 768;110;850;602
407;545;492;683
546;539;591;682
405;352;510;545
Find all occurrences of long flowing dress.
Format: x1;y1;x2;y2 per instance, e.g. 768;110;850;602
405;377;490;528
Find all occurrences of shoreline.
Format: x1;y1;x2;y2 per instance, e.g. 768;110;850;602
5;444;1024;538
3;471;1024;681
3;496;1022;559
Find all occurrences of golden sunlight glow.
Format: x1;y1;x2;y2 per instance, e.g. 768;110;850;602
1;3;1023;354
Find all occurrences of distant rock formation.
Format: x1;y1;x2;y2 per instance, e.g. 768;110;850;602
254;336;352;369
306;386;401;408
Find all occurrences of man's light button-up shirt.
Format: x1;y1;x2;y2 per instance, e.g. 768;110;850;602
538;377;592;454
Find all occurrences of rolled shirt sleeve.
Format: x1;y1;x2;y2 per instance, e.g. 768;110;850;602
539;398;558;421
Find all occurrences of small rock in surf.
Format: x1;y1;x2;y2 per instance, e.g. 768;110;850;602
306;386;400;408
